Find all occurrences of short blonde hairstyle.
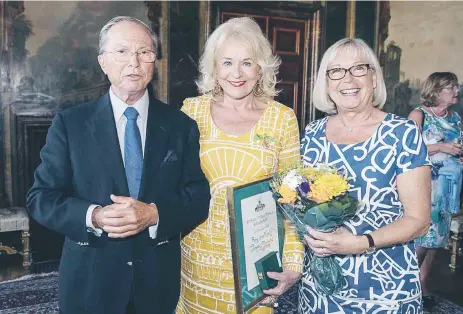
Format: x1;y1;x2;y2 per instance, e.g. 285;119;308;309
312;38;387;114
421;72;458;107
196;17;281;99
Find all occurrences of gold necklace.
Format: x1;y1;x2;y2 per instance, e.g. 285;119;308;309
338;110;373;132
230;120;238;135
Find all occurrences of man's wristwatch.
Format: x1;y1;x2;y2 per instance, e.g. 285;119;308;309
364;233;376;254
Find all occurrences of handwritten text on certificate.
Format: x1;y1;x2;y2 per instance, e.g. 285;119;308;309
240;191;280;290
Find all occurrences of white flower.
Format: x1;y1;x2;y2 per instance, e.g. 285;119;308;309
282;169;304;191
316;163;332;172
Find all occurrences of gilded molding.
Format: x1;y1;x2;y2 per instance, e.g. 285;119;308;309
374;1;380;55
198;1;211;54
156;1;168;103
346;0;356;39
306;9;321;125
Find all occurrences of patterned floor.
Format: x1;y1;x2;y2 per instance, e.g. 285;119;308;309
0;272;59;313
0;273;462;314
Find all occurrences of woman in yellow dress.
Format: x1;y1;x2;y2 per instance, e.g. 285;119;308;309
175;17;304;314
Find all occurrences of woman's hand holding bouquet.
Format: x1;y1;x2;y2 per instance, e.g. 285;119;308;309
270;163;359;295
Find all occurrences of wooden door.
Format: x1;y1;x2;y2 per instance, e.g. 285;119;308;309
220;12;310;131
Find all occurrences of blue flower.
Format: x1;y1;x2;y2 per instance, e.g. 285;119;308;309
300;181;310;193
298;181;310;197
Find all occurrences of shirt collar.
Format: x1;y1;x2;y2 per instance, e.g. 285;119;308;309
110;88;149;122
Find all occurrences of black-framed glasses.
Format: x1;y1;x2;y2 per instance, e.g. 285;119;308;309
326;64;372;80
103;49;156;63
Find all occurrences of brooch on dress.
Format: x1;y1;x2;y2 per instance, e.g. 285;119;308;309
254;133;276;149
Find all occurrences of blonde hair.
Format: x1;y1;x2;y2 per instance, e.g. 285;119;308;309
421;72;458;107
196;17;281;99
312;38;387;114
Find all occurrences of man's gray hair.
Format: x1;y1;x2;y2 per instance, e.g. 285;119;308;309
98;16;158;54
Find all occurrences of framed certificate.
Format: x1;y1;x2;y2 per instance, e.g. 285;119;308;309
227;178;284;312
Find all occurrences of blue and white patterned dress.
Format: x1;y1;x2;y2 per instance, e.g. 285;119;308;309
299;113;430;314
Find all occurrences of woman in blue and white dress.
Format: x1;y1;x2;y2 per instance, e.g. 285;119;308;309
299;38;431;313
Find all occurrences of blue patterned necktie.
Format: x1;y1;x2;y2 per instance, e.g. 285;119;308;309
124;107;143;198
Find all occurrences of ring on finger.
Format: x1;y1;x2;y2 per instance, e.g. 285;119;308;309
270;296;279;308
260;296;273;304
259;296;276;307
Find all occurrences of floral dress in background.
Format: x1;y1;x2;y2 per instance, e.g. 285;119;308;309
415;107;462;248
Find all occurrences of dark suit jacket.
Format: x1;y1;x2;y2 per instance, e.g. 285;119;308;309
26;91;211;314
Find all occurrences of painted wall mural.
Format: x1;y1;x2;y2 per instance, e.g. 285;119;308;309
3;1;155;106
0;1;163;209
381;1;463;118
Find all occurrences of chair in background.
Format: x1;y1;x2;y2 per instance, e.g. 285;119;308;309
0;207;31;270
448;215;463;272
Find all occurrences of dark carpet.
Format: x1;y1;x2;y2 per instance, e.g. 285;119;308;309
0;272;58;313
0;273;462;313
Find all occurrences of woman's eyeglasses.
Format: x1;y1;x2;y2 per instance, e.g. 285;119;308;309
326;64;372;80
442;84;460;91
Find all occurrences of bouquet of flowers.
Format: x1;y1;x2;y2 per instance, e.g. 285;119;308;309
270;162;358;295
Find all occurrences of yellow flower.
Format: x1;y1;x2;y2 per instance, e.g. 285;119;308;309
278;184;298;204
309;173;350;203
299;167;320;181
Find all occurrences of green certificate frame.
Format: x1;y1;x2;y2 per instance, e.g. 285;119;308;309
227;178;284;312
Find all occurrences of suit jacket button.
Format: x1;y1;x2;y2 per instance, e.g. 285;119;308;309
127;261;133;266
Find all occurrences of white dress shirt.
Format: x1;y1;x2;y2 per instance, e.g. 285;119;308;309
85;88;158;239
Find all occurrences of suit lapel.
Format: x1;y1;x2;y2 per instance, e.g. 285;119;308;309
138;96;170;200
85;93;130;197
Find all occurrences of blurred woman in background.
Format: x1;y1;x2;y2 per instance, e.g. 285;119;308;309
408;72;462;310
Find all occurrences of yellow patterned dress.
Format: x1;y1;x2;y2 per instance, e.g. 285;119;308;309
176;95;304;314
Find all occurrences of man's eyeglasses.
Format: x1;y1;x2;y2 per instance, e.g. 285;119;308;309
103;49;156;63
326;64;372;80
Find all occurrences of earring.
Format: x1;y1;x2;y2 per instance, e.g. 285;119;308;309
253;80;264;97
212;80;223;97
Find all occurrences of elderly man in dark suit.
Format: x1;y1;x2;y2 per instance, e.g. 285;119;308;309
26;16;210;314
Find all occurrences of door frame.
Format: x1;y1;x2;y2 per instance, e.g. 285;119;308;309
199;1;323;130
